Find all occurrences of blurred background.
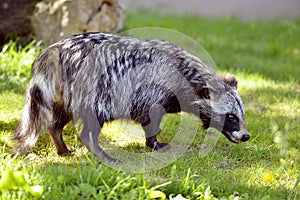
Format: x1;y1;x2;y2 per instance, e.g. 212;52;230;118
120;0;300;20
1;0;299;46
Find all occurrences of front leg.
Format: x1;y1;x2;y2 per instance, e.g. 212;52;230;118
79;110;120;164
143;104;170;152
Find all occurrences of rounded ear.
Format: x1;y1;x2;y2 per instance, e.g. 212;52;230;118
223;74;238;89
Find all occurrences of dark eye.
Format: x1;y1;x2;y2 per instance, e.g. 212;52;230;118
228;114;239;123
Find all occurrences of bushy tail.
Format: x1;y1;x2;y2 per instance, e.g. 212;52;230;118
13;84;47;154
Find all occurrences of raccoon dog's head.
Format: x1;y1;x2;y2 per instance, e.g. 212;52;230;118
198;74;250;143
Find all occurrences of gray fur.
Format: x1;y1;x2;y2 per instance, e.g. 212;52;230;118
14;32;249;163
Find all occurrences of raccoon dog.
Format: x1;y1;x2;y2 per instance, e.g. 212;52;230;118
14;32;249;163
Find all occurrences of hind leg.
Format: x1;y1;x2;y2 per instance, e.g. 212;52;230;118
143;104;170;152
49;128;73;155
48;103;73;155
79;110;119;164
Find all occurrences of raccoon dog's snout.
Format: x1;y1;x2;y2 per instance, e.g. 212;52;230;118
241;134;250;142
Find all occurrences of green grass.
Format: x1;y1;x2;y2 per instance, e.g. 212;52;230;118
1;11;300;199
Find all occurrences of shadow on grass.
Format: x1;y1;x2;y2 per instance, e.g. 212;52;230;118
0;119;19;132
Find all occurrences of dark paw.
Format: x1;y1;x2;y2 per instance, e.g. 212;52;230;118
153;142;170;152
57;146;75;156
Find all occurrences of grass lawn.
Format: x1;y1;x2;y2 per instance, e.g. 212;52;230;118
0;11;299;199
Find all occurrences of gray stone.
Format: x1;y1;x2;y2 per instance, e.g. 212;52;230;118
32;0;124;46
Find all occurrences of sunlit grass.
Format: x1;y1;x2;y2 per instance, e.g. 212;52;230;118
0;41;42;93
101;119;145;147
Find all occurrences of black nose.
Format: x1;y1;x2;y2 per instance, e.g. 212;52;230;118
241;134;250;142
